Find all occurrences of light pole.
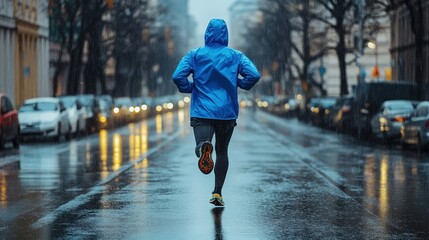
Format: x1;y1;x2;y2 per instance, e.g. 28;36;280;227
367;41;380;80
356;0;365;84
367;41;378;66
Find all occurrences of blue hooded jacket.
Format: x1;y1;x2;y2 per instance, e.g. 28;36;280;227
172;19;260;120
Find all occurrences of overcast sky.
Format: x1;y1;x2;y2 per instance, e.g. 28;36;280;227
188;0;233;36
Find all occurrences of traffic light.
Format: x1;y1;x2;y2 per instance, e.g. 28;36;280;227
371;65;380;79
385;67;392;80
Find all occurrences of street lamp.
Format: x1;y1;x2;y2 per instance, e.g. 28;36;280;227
367;40;379;80
367;41;378;66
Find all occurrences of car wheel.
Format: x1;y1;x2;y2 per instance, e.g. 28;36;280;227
74;122;80;137
12;129;20;149
56;123;62;142
417;133;423;153
401;139;410;150
66;123;72;140
0;133;4;150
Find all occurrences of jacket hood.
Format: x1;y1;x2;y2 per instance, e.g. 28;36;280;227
204;19;228;46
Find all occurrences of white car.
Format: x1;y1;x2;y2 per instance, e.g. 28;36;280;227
401;101;429;151
59;96;87;136
18;97;71;142
370;100;415;141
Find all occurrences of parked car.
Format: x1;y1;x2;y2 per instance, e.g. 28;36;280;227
269;97;298;117
76;94;98;132
353;81;419;139
97;95;113;110
401;101;429;151
327;96;355;133
94;98;113;130
59;95;87;136
18;97;71;142
370;100;415;141
113;97;133;125
0;93;20;149
308;97;336;127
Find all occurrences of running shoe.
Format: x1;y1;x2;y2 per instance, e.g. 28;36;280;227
198;141;214;174
209;193;224;206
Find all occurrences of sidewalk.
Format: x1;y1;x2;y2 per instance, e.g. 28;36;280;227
0;150;20;169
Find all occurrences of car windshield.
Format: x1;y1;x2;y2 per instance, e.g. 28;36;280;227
320;99;336;107
115;98;132;106
60;97;75;108
19;102;57;112
387;102;413;111
77;96;94;108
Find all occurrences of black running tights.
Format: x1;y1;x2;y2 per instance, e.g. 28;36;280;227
190;117;236;195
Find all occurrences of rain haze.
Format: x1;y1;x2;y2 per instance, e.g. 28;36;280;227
189;0;232;45
1;0;429;239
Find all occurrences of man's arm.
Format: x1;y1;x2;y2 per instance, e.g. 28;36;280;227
238;54;260;90
172;51;194;93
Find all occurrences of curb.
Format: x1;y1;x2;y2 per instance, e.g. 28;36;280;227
0;158;20;170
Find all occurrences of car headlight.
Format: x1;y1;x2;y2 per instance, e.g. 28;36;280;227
379;117;388;124
99;114;107;123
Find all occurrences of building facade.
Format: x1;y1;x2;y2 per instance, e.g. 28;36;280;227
229;0;259;50
0;0;50;107
0;0;16;102
390;0;429;97
322;22;392;96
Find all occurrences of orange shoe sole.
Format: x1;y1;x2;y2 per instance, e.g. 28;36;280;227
198;142;214;174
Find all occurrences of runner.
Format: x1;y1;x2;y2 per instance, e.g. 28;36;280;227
172;18;260;206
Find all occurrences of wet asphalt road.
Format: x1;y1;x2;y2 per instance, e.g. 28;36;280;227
1;108;429;239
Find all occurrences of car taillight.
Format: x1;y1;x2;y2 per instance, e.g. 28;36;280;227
391;116;405;123
341;105;350;113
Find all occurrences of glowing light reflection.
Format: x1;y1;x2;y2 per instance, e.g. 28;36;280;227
364;155;376;199
113;134;122;171
141;121;148;153
379;155;389;223
156;114;163;134
178;109;185;124
1;175;7;208
165;112;173;134
99;130;108;172
86;143;91;162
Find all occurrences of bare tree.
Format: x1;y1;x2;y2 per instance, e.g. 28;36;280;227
111;0;156;97
247;0;330;97
49;0;82;95
287;0;329;96
313;0;356;96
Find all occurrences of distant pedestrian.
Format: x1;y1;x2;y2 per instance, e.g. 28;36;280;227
172;19;260;206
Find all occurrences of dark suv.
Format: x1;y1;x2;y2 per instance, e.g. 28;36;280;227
353;81;419;139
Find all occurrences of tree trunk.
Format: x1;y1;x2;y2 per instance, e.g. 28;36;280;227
52;36;66;97
406;0;425;100
336;6;348;96
83;0;106;95
337;44;348;96
84;7;102;94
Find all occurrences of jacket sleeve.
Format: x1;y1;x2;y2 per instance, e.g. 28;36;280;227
237;54;261;90
172;51;194;93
